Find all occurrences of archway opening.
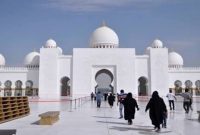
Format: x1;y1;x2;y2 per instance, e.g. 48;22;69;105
174;80;182;95
138;77;148;96
25;80;33;96
195;80;200;95
185;80;193;94
95;69;114;94
15;80;22;96
61;77;70;96
4;80;12;96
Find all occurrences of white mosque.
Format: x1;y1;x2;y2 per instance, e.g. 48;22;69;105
0;24;200;99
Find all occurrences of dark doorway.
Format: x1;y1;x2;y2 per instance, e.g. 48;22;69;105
138;77;148;96
25;80;33;96
15;80;22;96
61;77;70;96
174;80;182;95
4;80;12;96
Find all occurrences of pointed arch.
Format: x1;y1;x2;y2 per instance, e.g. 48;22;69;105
138;76;148;96
60;76;70;96
4;80;12;96
95;69;114;94
174;80;182;95
15;80;23;96
25;80;34;96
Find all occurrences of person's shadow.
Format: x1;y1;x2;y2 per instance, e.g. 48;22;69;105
0;129;16;135
109;125;172;134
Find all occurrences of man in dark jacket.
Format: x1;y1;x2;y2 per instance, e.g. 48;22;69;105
179;88;192;113
145;91;167;132
122;93;139;125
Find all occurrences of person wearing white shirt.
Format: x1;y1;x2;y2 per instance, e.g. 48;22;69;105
166;89;177;110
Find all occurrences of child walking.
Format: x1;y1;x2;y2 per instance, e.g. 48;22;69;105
162;111;168;128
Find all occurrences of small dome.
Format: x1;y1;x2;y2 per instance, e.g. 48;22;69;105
90;25;119;48
0;54;5;66
151;39;163;48
168;52;184;66
145;46;151;54
45;39;57;48
57;47;63;54
24;51;40;66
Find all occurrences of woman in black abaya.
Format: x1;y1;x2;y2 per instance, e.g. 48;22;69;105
145;91;167;131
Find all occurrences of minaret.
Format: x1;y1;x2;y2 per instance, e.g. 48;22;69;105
39;39;60;99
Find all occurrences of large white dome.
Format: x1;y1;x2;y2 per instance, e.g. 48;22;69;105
151;39;163;48
0;54;5;66
90;25;119;48
24;51;40;66
168;52;184;66
45;39;57;48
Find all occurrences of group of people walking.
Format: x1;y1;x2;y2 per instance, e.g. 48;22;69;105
166;88;193;113
117;90;166;131
91;92;115;108
91;88;193;132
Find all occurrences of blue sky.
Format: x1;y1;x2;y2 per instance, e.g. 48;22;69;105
0;0;200;66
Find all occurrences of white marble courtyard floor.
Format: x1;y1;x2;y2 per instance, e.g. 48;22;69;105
0;97;200;135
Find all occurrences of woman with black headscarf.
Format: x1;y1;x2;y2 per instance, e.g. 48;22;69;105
145;91;167;131
122;92;139;125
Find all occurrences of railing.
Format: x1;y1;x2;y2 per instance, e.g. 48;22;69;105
68;96;90;112
0;66;39;71
169;67;200;71
0;88;38;97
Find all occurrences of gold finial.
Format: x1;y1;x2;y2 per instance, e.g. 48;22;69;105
101;20;106;26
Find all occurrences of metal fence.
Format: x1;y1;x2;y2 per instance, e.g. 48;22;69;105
68;96;90;111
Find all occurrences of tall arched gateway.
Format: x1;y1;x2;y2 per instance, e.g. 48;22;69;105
95;69;114;94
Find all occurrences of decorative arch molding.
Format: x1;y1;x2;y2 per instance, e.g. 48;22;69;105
25;80;34;96
185;80;193;88
174;80;182;95
95;69;114;94
174;80;182;87
195;80;200;95
195;80;200;88
26;80;33;88
95;69;114;82
15;80;23;96
4;80;12;96
185;80;193;94
15;80;23;89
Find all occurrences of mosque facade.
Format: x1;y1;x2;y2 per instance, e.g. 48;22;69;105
0;24;200;99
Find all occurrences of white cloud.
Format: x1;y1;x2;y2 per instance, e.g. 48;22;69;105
44;0;168;12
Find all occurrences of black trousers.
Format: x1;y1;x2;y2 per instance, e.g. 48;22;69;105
183;101;190;113
169;100;175;110
97;100;101;108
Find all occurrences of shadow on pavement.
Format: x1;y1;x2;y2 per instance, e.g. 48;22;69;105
93;116;115;119
96;120;127;125
109;126;172;134
31;120;40;125
0;129;16;135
